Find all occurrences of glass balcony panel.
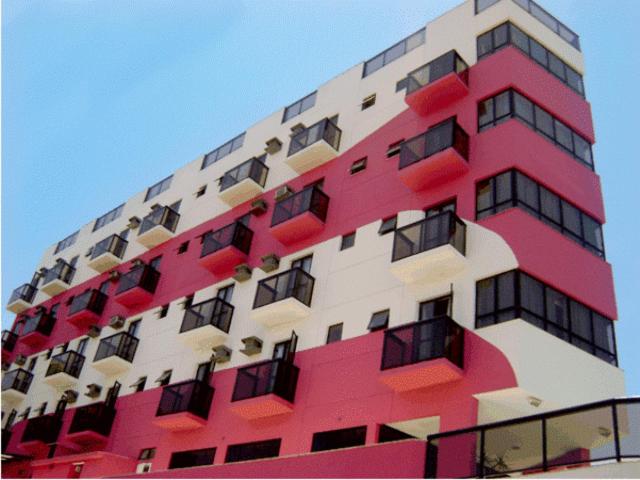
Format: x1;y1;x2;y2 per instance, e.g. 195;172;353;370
68;289;107;316
21;414;62;445
1;369;33;393
392;212;466;262
399;118;469;170
253;268;315;309
91;234;128;260
116;265;160;295
68;402;116;437
8;284;37;305
42;260;75;286
220;157;269;192
46;351;85;378
94;332;139;363
1;330;18;352
201;222;253;258
181;298;234;334
20;312;55;337
156;380;214;420
232;359;299;403
287;119;341;157
139;206;180;235
617;403;640;458
406;50;468;95
271;186;329;227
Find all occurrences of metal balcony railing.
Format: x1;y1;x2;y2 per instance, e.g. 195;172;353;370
21;414;63;444
156;379;214;420
1;330;18;352
253;267;315;309
392;211;466;262
20;311;56;337
46;350;85;379
91;234;128;260
271;186;329;227
381;316;464;371
426;398;640;478
180;298;234;334
220;156;269;192
94;332;139;363
201;222;253;259
8;283;37;305
68;289;108;317
287;118;342;157
42;260;75;286
1;368;33;394
138;206;180;236
232;359;299;404
68;402;116;437
406;50;468;95
399;117;469;170
116;264;160;295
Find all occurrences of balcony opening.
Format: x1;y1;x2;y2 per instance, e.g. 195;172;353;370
199;221;253;274
311;426;367;452
218;156;269;207
114;263;160;307
66;401;117;445
154;379;214;431
44;350;85;388
225;439;281;463
41;259;76;297
180;297;233;350
67;289;108;327
286;118;342;173
168;448;216;470
7;283;37;314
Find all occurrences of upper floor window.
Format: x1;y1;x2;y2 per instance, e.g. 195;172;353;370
476;270;616;365
144;175;173;202
478;89;593;170
425;199;456;218
201;132;245;169
291;254;313;273
169;448;216;470
282;91;317;123
225;439;281;463
93;204;125;232
362;28;425;78
476;169;605;258
54;231;79;254
477;22;584;96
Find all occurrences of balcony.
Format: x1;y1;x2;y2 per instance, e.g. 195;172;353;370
270;186;329;244
6;284;37;314
137;206;180;249
2;330;18;354
88;234;128;273
93;332;139;376
65;401;116;445
153;380;214;431
1;368;33;403
41;260;76;297
390;212;466;284
250;267;314;327
286;118;342;173
19;310;56;347
179;298;233;350
199;222;253;275
67;289;108;327
379;316;464;392
426;398;639;478
398;118;470;191
218;156;269;207
114;264;160;307
20;414;63;451
405;50;469;115
44;350;85;388
230;359;299;419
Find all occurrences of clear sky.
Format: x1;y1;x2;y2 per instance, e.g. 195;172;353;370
2;0;639;394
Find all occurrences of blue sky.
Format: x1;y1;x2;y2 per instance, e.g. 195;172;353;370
2;0;639;394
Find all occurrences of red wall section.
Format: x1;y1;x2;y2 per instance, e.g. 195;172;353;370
6;46;612;370
5;329;517;474
123;440;427;479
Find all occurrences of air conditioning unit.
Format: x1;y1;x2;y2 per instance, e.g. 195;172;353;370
212;346;231;363
64;390;79;403
265;137;283;155
233;264;252;282
260;253;280;273
109;315;126;329
136;463;152;474
85;384;102;399
250;199;268;216
87;325;102;338
274;186;294;202
127;216;141;229
108;270;121;281
240;336;263;356
132;259;145;267
290;123;306;135
14;354;27;366
85;246;94;257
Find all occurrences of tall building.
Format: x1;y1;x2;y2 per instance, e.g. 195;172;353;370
2;0;637;478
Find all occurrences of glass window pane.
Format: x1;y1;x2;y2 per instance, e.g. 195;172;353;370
477;179;493;213
546;287;569;329
530;38;548;66
540;187;561;225
514;93;534;125
406;30;425;52
572;133;592;166
555;120;574;152
478;98;494;127
497;272;516;311
566;68;584;95
493;23;509;48
592;314;615;353
617;403;640;458
495;91;511;120
548;52;566;80
547;407;616;468
520;274;545;319
364;54;384;76
516;173;539;210
483;420;543;476
534;106;554;138
570;300;592;341
384;41;405;64
562;202;582;237
510;24;530;54
476;278;495;317
582;215;603;251
495;171;513;205
477;31;493;58
300;93;316;112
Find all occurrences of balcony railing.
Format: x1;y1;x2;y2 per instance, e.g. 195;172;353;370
42;260;75;286
1;330;18;352
232;359;299;404
21;311;56;337
21;414;63;445
1;368;33;394
399;118;469;170
68;402;117;438
181;298;234;334
392;211;466;262
46;350;85;379
381;316;464;371
287;118;342;157
220;156;269;192
253;267;315;309
138;206;180;236
116;264;160;295
406;50;469;95
68;289;108;317
156;379;214;420
426;397;639;478
94;332;139;363
271;186;329;227
8;283;37;305
91;234;128;260
201;222;253;259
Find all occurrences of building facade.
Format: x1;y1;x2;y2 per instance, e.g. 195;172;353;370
2;0;638;477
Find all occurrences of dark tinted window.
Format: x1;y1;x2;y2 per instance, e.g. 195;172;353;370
311;426;367;452
225;439;281;463
168;448;216;469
